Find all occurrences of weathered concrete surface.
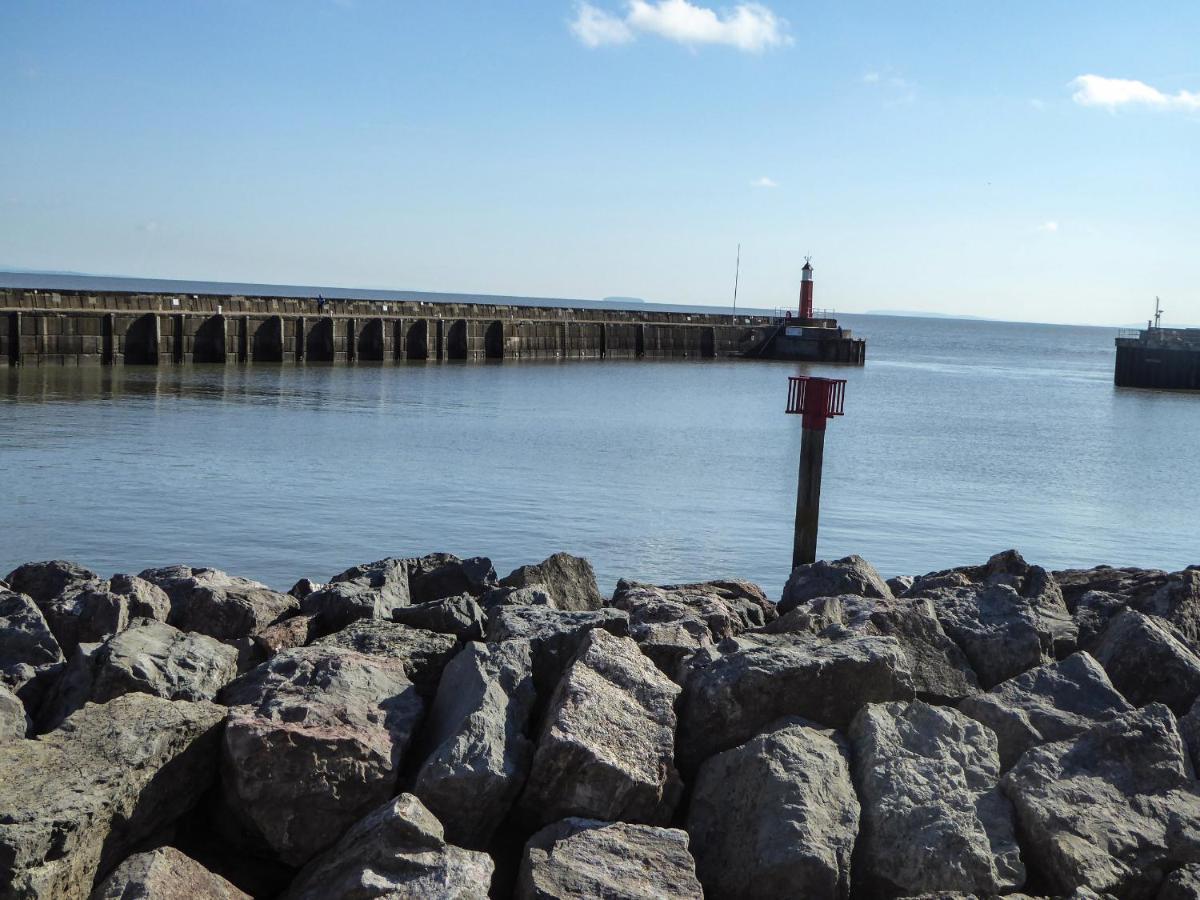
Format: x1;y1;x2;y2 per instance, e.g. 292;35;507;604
0;588;64;711
686;717;859;899
1091;609;1200;714
0;694;224;900
139;566;297;642
849;701;1025;898
414;639;537;849
958;652;1133;769
283;793;494;900
779;555;893;614
1002;704;1200;898
677;632;914;770
312;619;459;696
519;629;682;828
393;594;487;641
91;847;251;900
219;645;425;866
500;553;603;612
518;818;702;900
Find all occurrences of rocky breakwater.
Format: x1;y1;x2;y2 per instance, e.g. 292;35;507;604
2;549;1200;898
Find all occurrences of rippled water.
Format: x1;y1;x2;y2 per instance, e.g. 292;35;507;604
2;314;1197;599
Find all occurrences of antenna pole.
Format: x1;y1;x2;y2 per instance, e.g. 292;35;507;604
733;243;741;318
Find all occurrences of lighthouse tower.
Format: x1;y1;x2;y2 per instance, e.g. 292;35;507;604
799;258;815;320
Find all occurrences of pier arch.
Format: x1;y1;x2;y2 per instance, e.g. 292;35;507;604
306;317;335;362
485;320;504;359
406;320;428;360
701;327;715;359
447;319;468;360
124;314;160;365
252;316;284;363
193;315;227;364
358;318;385;361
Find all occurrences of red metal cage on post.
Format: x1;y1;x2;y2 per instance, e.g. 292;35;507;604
785;375;846;431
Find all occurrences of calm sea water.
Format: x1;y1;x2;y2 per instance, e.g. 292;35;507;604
2;314;1197;599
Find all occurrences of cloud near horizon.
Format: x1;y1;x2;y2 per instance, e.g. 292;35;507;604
1070;74;1200;111
570;0;791;52
750;176;778;188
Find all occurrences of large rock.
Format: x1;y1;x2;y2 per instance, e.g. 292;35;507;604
1139;569;1200;650
139;566;297;642
393;594;487;641
482;584;558;611
220;645;426;866
312;619;459;696
677;632;914;769
686;717;859;899
91;846;251;900
4;560;97;603
0;682;28;741
500;553;602;612
252;612;321;659
849;701;1025;897
1161;864;1200;900
0;588;64;711
406;552;497;603
283;793;493;900
1091;609;1200;714
0;694;224;900
1053;564;1167;611
518;818;702;900
1001;704;1200;898
959;652;1133;769
38;619;238;732
779;555;893;614
519;629;681;828
485;604;629;696
414;639;537;848
32;575;171;657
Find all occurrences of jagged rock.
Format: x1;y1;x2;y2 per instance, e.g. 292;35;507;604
220;645;425;866
38;619;238;731
779;555;893;614
486;604;629;696
0;588;64;711
287;577;322;600
1001;704;1200;898
407;552;497;603
686;717;858;899
313;619;459;696
763;594;980;704
519;629;681;828
35;575;172;657
0;682;28;741
1180;698;1200;773
482;584;558;610
1053;564;1167;611
0;694;224;900
500;553;602;612
91;846;251;900
139;566;298;642
608;582;732;681
414;640;536;848
887;575;915;596
849;701;1025;897
393;594;487;641
284;793;493;900
1140;569;1200;650
4;559;97;603
677;632;914;770
300;581;400;630
252;613;321;659
613;578;774;632
1160;864;1200;900
1091;609;1200;714
518;818;702;900
1073;590;1131;651
959;652;1133;769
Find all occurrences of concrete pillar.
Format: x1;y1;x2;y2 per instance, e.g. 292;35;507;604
102;313;114;366
240;315;250;363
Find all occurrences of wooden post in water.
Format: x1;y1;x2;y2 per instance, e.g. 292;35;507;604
785;375;846;569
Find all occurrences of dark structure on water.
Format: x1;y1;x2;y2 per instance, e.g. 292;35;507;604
1115;328;1200;390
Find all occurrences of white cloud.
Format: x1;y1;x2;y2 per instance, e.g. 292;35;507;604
861;71;881;84
570;0;790;52
750;176;778;188
1070;74;1200;111
861;67;915;104
1036;221;1059;233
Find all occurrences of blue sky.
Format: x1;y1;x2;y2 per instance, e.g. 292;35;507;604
2;1;1197;325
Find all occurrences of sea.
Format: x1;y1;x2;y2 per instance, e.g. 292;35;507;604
2;280;1198;600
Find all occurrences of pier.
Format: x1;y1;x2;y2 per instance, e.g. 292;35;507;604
1115;327;1200;390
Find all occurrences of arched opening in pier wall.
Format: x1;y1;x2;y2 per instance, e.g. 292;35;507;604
252;316;284;362
124;314;159;365
635;324;645;358
484;321;504;359
193;315;227;364
406;320;428;360
358;319;384;361
447;319;468;360
306;318;335;362
701;327;715;359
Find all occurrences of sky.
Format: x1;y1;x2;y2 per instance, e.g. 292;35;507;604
1;1;1198;326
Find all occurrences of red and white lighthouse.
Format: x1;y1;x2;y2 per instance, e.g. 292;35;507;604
799;257;814;320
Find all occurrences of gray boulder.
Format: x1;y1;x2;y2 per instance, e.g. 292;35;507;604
139;566;298;642
0;681;28;741
0;588;65;711
287;577;322;600
38;619;238;732
91;846;251;900
608;582;734;681
482;584;558;610
393;594;487;641
36;575;170;657
414;639;537;848
299;581;397;631
1140;569;1200;650
613;578;775;631
849;701;1025;898
1001;704;1200;898
313;619;459;696
1161;864;1200;900
1091;609;1200;714
486;604;629;696
518;818;702;900
220;645;426;866
1180;698;1200;773
686;717;859;899
500;553;602;611
1053;564;1167;610
4;559;97;603
519;629;682;828
887;575;915;596
779;555;893;614
677;632;914;770
0;694;224;900
283;793;493;900
406;552;497;603
252;612;321;659
958;652;1133;769
1073;590;1132;651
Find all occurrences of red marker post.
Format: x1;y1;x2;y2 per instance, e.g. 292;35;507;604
785;375;847;568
